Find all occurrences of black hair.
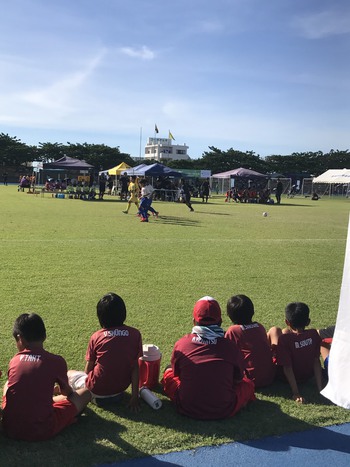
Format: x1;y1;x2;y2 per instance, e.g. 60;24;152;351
13;313;46;342
226;295;254;325
285;302;310;329
96;293;127;328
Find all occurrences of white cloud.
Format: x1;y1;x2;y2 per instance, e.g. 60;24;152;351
19;49;106;112
196;20;224;33
119;46;155;60
293;8;350;39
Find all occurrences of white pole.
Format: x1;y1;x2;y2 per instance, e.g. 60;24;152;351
139;127;142;159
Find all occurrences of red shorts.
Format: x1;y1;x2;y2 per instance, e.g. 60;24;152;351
162;368;255;417
50;399;78;438
230;377;256;416
2;395;78;441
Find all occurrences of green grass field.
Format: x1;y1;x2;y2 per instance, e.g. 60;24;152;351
1;186;350;467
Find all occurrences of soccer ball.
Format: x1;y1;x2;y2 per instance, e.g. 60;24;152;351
262;212;268;217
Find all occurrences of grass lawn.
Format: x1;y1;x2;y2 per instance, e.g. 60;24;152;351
0;185;350;466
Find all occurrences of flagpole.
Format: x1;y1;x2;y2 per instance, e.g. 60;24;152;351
139;127;142;159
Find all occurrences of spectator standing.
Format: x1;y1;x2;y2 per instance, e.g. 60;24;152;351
275;179;283;204
201;178;210;203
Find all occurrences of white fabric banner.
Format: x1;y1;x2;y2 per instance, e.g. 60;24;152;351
321;214;350;408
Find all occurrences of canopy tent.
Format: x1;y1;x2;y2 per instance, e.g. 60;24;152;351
106;162;131;176
125;164;148;175
126;163;183;178
212;167;267;179
312;169;350;197
212;167;267;194
312;169;350;184
43;156;94;171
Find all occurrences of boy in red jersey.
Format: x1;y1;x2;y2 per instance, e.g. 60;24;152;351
68;293;142;411
162;296;255;419
268;302;323;403
2;313;91;441
225;295;276;388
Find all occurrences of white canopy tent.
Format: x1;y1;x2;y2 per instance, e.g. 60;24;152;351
312;169;350;196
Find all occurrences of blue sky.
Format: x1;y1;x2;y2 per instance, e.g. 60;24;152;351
1;0;349;159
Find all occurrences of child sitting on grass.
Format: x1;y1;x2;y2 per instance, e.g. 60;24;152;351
162;296;255;419
225;294;276;388
268;302;323;403
2;313;91;441
68;293;143;411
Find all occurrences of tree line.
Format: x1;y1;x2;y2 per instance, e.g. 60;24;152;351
1;133;349;177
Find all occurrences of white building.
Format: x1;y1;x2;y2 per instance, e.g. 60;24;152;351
144;137;190;162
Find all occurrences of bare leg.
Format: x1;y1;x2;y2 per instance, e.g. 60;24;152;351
53;388;91;414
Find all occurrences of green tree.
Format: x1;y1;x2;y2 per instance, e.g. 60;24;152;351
196;147;268;174
166;159;196;170
64;143;134;170
326;150;350;171
37;142;66;161
0;133;36;166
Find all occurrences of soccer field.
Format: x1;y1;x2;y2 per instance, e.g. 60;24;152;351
1;186;350;466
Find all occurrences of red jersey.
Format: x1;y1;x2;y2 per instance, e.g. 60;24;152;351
225;322;276;387
85;325;142;395
276;329;321;382
171;333;243;420
2;347;71;441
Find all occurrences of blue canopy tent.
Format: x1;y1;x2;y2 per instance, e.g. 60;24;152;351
127;163;183;178
125;164;148;175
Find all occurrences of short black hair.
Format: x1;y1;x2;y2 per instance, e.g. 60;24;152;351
226;295;254;325
96;293;127;328
285;302;310;329
13;313;46;343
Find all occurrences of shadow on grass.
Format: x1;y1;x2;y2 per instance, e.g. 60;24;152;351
0;406;172;467
102;386;320;455
1;384;347;467
156;216;201;227
274;203;314;207
192;211;231;216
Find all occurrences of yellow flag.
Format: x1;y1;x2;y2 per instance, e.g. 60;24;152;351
168;130;175;140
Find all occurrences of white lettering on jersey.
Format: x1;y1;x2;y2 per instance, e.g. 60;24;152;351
241;323;259;330
19;354;41;362
103;329;129;337
294;338;312;349
192;336;217;345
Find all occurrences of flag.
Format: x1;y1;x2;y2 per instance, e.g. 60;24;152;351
155;124;159;134
168;130;175;140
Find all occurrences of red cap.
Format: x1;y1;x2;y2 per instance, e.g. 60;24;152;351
193;296;221;325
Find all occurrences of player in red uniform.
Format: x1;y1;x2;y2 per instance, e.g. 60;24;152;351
2;313;91;441
68;293;142;411
225;294;276;387
268;302;323;403
162;296;255;419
